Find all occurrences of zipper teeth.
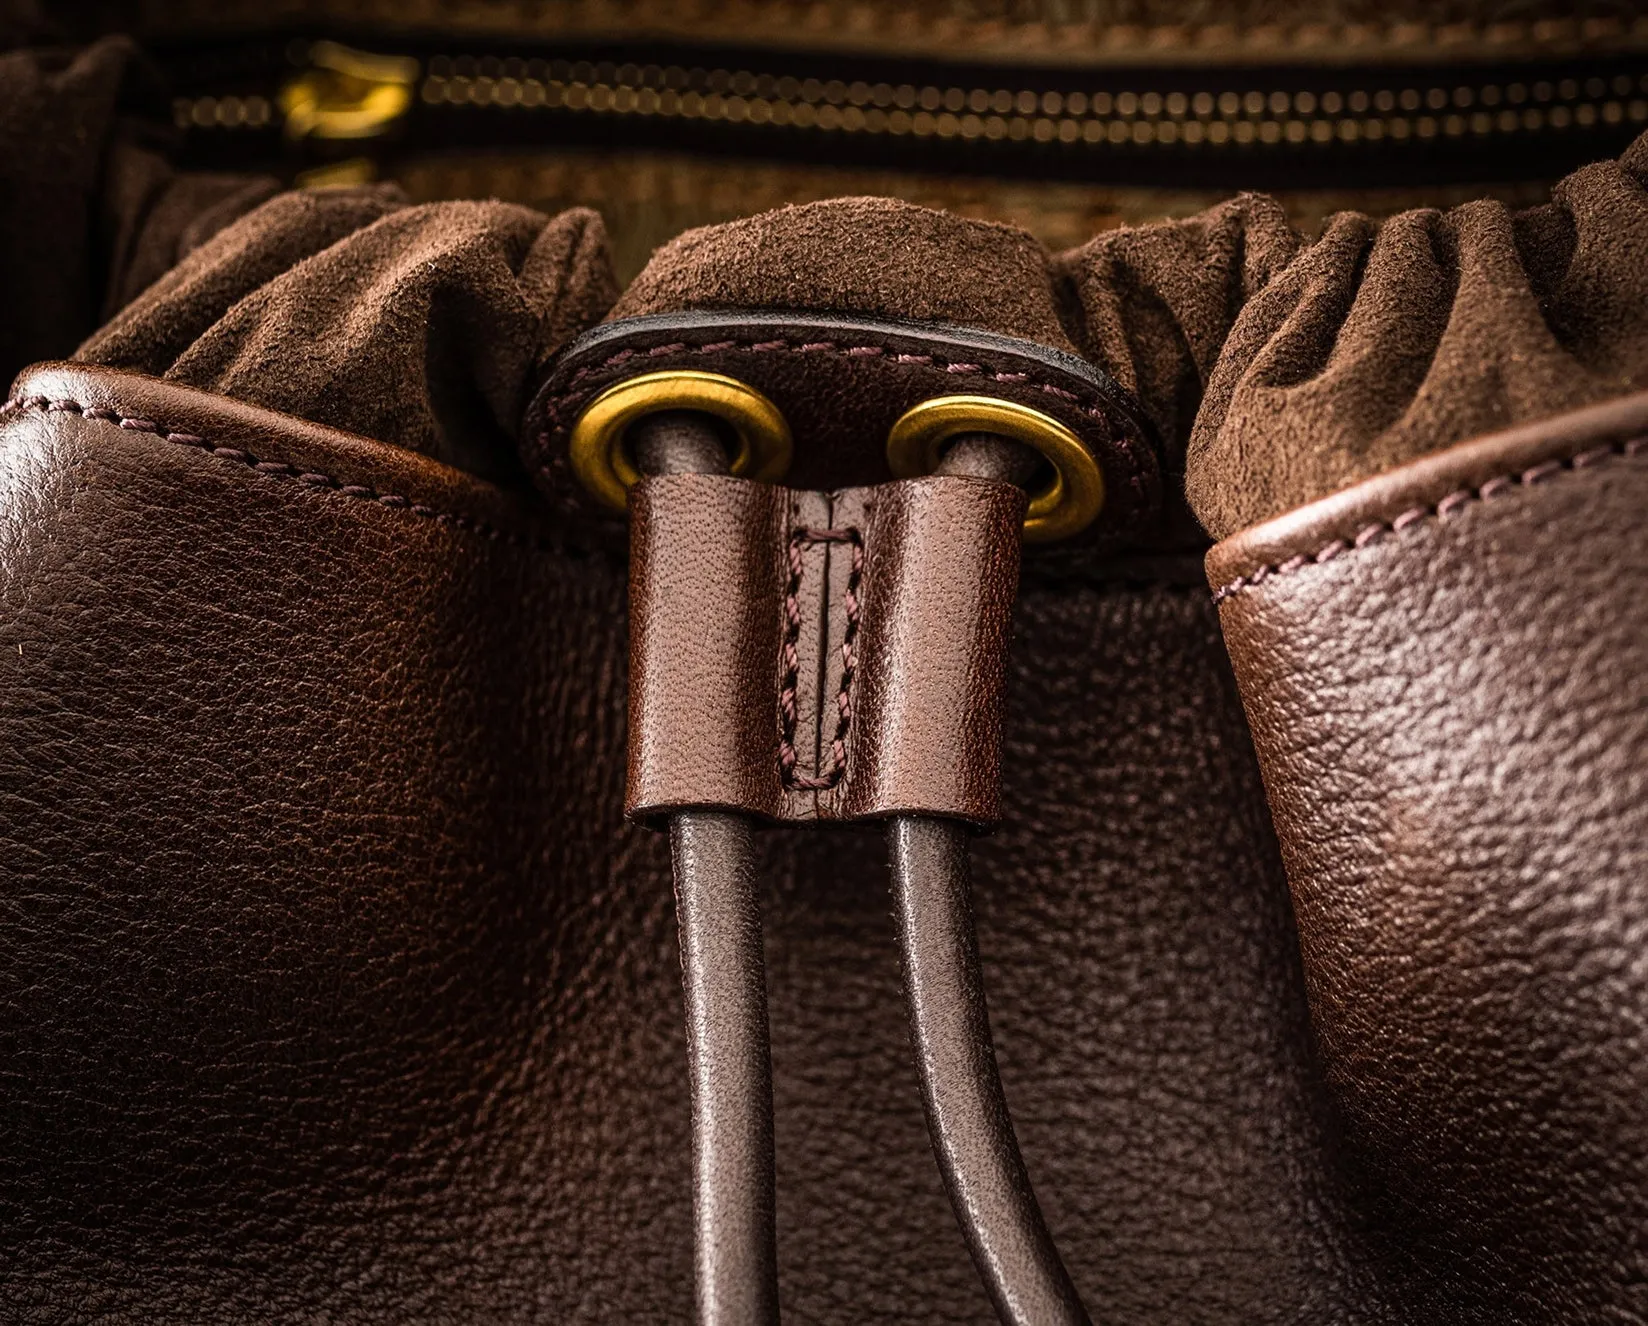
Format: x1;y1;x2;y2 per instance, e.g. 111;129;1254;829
174;94;275;130
174;59;1648;146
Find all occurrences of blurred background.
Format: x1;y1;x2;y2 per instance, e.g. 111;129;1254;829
5;0;1642;276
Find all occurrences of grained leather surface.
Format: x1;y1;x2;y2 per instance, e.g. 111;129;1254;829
627;473;791;821
627;472;1025;826
1;364;1365;1321
1210;397;1648;1322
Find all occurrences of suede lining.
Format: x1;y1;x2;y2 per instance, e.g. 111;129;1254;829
81;192;621;480
609;197;1081;356
1187;130;1648;537
1054;192;1304;478
52;104;1648;537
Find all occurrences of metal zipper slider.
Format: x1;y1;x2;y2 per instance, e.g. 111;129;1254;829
278;41;419;141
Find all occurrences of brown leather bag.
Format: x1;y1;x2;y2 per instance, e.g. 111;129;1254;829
1;12;1645;1324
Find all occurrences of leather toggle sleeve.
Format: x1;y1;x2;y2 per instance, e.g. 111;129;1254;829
626;473;1026;825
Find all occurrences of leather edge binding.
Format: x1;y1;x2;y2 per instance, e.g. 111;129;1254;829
7;362;560;552
522;310;1162;549
1204;389;1648;599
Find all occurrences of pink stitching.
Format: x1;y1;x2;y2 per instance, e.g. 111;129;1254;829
0;394;550;551
535;334;1151;500
1211;436;1647;605
777;525;863;793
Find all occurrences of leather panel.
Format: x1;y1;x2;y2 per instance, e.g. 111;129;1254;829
0;365;691;1321
1;365;1363;1322
1211;398;1648;1321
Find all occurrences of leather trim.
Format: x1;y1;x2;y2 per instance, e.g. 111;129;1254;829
626;471;1025;826
524;310;1160;552
7;363;558;550
1205;388;1648;599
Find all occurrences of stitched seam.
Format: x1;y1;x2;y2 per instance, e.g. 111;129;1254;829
1210;436;1648;604
0;395;552;552
543;337;1123;425
535;335;1151;501
778;525;862;793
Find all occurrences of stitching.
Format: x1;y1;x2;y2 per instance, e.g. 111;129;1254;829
534;334;1152;503
541;337;1126;425
0;395;551;552
778;525;863;793
1211;436;1648;605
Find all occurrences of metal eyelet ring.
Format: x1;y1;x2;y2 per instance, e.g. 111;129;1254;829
568;369;793;511
885;395;1105;543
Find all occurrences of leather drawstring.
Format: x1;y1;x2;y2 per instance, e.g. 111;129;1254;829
884;434;1092;1326
632;416;1084;1325
888;817;1091;1326
635;414;782;1326
671;811;780;1326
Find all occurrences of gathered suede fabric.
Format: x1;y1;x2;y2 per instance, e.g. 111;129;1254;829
608;196;1082;356
0;36;275;386
1053;193;1304;480
1186;128;1648;539
607;194;1306;483
60;128;1648;527
81;192;621;479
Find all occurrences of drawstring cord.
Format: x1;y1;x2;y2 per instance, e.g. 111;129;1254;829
671;810;779;1326
635;413;781;1326
888;817;1091;1326
632;410;1090;1325
890;436;1094;1326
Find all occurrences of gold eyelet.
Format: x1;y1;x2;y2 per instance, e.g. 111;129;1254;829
568;369;793;511
884;395;1105;542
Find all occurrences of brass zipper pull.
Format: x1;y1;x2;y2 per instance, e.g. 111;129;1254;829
278;41;419;142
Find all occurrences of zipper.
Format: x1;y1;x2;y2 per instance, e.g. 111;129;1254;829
162;36;1648;189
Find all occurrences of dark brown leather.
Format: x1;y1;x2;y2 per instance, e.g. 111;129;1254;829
1209;394;1648;1322
524;311;1159;552
627;471;1027;826
888;816;1090;1326
1;362;1359;1322
627;472;790;820
672;811;780;1326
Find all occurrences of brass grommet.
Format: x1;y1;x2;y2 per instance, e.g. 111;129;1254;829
568;369;793;510
885;395;1105;542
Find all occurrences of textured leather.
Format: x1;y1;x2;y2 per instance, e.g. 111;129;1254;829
627;472;1026;826
523;311;1160;553
1;363;1365;1322
671;812;780;1326
1209;394;1648;1322
627;473;790;819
